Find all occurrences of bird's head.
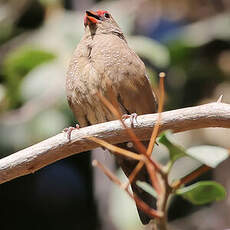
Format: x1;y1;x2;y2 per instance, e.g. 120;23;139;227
84;10;123;36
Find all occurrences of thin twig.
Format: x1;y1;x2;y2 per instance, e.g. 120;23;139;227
172;165;211;190
98;89;162;193
147;72;165;156
217;95;223;103
87;136;144;161
97;92;147;156
127;73;166;193
92;160;163;219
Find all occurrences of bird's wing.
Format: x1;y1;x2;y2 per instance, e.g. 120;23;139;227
91;34;157;116
117;72;157;115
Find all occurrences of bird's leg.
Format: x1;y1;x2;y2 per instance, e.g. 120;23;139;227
122;113;138;128
63;124;80;141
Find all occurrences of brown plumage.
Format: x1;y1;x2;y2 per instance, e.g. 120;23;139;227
66;10;157;224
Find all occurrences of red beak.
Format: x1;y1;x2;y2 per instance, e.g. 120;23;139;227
84;10;101;26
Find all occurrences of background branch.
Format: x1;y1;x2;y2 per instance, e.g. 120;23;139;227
0;102;230;184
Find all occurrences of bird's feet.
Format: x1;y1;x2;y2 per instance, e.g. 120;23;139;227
63;124;80;141
122;113;138;127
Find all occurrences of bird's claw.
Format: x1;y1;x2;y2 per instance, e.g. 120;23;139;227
63;124;80;141
122;113;138;127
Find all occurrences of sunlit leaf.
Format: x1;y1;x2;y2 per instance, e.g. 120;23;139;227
169;157;202;183
186;145;229;168
158;132;229;170
176;181;226;205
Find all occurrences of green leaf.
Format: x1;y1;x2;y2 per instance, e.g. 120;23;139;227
176;181;226;205
2;46;56;79
136;181;158;198
158;131;229;169
158;131;186;163
186;145;229;168
2;45;56;108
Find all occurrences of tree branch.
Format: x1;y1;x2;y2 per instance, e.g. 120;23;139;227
0;102;230;184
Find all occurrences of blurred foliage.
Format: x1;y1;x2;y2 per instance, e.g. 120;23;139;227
2;47;56;78
39;0;62;6
0;24;14;44
128;35;169;68
166;39;227;108
1;46;56;108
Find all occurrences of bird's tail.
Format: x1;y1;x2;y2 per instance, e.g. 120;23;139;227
115;142;156;225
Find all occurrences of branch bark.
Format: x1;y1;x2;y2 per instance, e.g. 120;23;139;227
0;102;230;184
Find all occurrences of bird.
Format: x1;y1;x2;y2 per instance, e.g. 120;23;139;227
66;10;157;224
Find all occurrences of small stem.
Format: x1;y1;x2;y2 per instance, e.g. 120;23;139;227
155;217;168;230
172;165;211;190
88;136;144;161
154;168;172;230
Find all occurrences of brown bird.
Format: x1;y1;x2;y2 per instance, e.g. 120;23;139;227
66;10;157;224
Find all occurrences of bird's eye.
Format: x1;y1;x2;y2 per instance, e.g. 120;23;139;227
104;13;110;18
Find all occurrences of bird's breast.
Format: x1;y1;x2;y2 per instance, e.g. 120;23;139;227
66;33;152;126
